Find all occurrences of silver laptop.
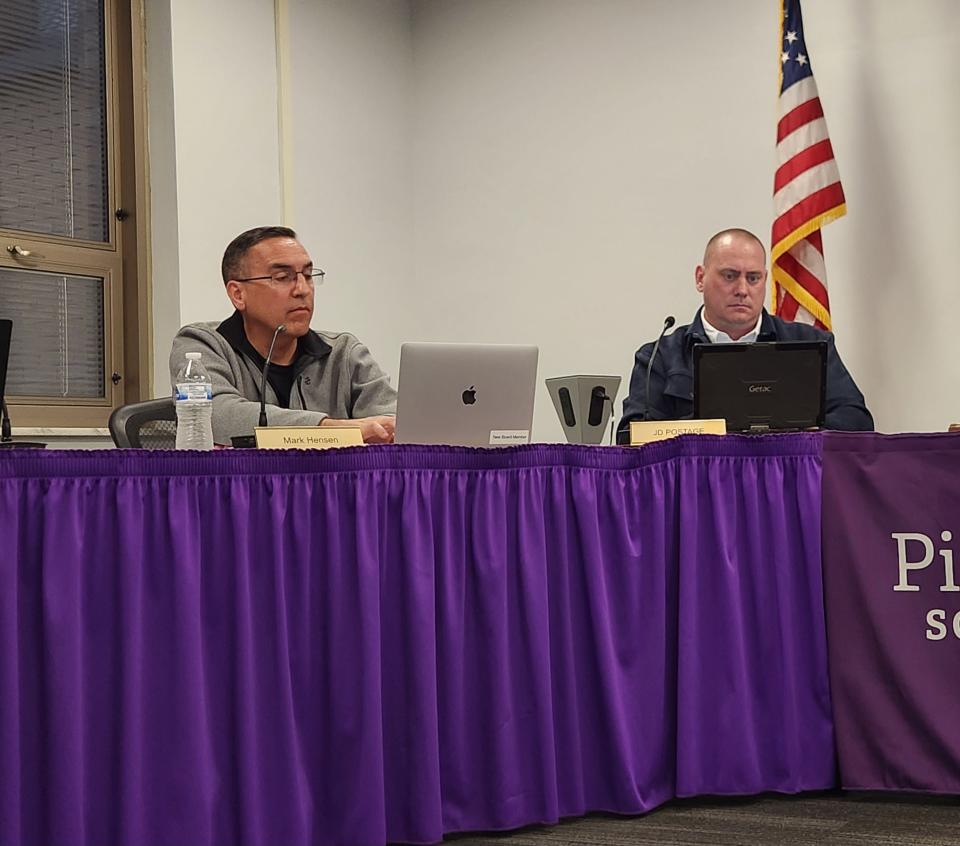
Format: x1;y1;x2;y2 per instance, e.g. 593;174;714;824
395;342;539;446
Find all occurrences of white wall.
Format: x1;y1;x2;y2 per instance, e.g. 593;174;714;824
168;0;283;326
149;0;960;436
143;0;181;396
148;0;412;392
287;0;414;383
410;0;778;441
796;0;960;432
408;0;960;436
148;0;283;391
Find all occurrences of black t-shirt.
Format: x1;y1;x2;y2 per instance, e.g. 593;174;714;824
240;336;299;409
265;361;296;408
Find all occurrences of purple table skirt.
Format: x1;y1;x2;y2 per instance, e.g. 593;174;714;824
0;436;834;846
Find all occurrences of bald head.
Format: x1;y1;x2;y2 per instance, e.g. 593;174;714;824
695;228;768;341
703;228;766;266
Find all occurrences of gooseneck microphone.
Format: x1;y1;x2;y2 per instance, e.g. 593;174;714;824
258;324;286;428
0;400;46;449
0;395;48;450
643;315;675;421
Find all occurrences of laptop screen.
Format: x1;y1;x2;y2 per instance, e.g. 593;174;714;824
693;340;827;432
0;319;11;407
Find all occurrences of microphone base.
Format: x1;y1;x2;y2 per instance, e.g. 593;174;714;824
0;440;47;449
230;435;257;449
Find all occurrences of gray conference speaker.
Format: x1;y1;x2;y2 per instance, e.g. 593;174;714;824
545;375;622;445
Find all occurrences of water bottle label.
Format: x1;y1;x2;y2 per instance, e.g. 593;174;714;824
176;383;212;401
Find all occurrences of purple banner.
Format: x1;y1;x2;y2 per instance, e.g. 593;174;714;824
822;432;960;793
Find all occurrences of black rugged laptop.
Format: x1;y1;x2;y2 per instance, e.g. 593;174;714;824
693;340;827;433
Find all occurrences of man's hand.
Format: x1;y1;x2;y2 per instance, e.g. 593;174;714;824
321;415;396;444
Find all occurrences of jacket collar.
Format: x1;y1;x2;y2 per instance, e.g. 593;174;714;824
683;307;777;349
216;310;332;368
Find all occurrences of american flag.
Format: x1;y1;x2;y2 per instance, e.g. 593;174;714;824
771;0;846;330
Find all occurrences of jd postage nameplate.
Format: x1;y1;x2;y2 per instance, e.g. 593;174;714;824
629;418;727;446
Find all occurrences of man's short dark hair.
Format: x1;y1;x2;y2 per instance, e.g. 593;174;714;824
703;228;766;265
221;226;298;283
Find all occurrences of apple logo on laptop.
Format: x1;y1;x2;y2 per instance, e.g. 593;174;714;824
461;385;477;406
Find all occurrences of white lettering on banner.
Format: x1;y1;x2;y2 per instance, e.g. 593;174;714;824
940;531;960;592
893;532;934;591
892;531;960;592
891;532;960;640
926;610;947;641
924;609;960;641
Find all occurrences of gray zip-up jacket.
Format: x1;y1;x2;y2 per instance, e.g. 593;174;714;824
169;312;397;444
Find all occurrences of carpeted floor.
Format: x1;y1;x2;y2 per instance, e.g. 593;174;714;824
439;792;960;846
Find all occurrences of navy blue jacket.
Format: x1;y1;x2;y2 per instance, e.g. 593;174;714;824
616;308;874;443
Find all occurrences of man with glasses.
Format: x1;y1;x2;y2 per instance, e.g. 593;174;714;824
616;228;873;442
170;226;396;444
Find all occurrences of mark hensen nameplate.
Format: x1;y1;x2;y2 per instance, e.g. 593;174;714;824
254;426;364;449
629;418;726;446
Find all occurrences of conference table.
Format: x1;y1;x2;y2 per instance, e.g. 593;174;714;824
0;432;956;846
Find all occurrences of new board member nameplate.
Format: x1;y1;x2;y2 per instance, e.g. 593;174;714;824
254;426;364;449
629;418;727;446
489;429;530;446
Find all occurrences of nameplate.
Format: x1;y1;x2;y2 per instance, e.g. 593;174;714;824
490;429;530;446
254;426;364;449
629;418;727;446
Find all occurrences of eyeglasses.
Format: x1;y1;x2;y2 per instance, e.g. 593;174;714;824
235;268;325;288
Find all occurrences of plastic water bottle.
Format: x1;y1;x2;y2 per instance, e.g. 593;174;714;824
174;352;214;450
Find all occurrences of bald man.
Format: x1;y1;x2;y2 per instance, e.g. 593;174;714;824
616;228;873;442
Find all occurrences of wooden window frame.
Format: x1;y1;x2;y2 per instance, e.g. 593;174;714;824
0;0;151;428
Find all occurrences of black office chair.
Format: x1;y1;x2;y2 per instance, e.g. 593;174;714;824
109;398;177;448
